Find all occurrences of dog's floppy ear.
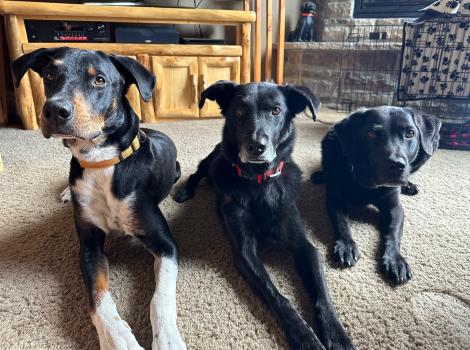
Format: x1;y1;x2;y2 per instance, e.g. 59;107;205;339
199;80;237;114
11;48;60;87
334;108;367;156
405;107;441;171
405;107;441;156
280;85;320;121
109;55;156;102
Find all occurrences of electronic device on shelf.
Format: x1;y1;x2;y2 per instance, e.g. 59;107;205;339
180;38;226;45
25;20;112;43
115;25;179;44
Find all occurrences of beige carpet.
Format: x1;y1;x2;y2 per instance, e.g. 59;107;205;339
0;115;469;350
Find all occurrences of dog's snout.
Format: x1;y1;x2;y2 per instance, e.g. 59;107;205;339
43;100;73;121
388;159;406;173
247;140;267;156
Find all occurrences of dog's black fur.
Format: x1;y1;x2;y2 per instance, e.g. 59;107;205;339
175;81;355;350
311;106;441;284
12;48;183;346
288;2;317;42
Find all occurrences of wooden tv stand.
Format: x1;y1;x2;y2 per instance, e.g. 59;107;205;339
0;1;255;129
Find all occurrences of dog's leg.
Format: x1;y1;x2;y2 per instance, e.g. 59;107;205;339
401;181;418;196
287;209;355;350
78;224;143;350
174;144;220;203
326;195;360;267
135;206;186;350
221;201;325;350
377;197;412;284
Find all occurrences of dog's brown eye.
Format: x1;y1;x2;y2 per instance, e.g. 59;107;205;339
272;106;281;115
405;128;415;138
235;108;244;117
95;76;106;86
45;72;54;81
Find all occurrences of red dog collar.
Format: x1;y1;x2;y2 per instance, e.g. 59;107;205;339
233;161;285;184
301;12;314;17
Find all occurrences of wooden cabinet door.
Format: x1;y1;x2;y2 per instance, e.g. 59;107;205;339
152;56;199;119
198;57;240;118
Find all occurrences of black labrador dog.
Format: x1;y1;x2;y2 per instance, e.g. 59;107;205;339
12;48;186;349
175;81;355;350
288;2;317;42
312;106;441;284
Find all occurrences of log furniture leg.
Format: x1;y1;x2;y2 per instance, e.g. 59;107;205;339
137;54;156;123
241;22;251;83
265;0;273;81
4;14;37;129
276;0;285;85
0;16;7;126
254;0;262;82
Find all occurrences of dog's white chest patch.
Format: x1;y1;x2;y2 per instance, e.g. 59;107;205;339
73;167;137;235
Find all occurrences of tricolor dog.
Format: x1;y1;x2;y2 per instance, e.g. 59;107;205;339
13;48;186;350
175;81;355;350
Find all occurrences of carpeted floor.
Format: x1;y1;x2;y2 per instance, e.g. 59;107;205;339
0;115;469;350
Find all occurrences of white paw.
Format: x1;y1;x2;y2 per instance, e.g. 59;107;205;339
60;186;72;203
92;292;144;350
97;319;144;350
152;324;186;350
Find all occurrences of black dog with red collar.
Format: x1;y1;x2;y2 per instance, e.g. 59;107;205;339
175;81;355;350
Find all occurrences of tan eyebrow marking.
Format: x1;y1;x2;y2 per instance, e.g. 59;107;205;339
53;59;63;65
87;65;97;75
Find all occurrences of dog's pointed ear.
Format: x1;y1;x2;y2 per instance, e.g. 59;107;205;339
280;85;320;121
199;80;237;114
11;48;60;87
405;107;441;156
334;108;367;155
109;55;156;102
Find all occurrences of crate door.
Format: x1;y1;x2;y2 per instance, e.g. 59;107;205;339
152;56;199;119
198;57;240;118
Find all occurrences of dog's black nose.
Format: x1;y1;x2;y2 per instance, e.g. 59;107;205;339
43;100;73;121
247;140;266;156
389;159;406;173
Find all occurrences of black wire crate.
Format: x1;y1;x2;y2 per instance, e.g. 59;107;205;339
335;24;403;113
334;21;470;150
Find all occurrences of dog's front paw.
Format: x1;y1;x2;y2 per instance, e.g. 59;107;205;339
381;254;412;284
174;187;194;203
332;239;360;267
326;339;356;350
152;324;186;350
59;186;72;203
323;323;356;350
401;182;418;196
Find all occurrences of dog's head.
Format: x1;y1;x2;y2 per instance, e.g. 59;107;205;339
200;81;319;164
12;47;155;140
301;1;316;13
334;106;441;189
